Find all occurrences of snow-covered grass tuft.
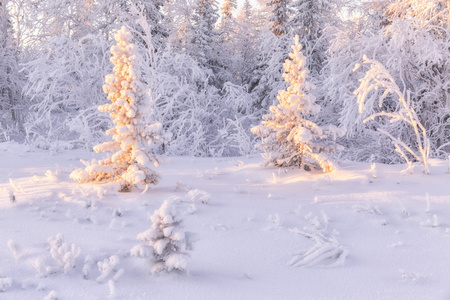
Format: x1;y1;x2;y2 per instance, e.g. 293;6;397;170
47;234;81;275
420;215;439;228
353;199;382;215
0;277;12;292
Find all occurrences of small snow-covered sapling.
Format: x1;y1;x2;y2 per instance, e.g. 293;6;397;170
130;200;191;273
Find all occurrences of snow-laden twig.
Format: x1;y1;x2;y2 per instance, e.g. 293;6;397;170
353;199;382;215
289;212;348;268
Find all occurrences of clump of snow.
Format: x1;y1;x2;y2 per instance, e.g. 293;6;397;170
96;255;122;283
82;255;93;279
186;189;210;204
7;240;21;259
44;290;58;300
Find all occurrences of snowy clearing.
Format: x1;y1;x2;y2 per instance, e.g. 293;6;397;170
1;142;450;299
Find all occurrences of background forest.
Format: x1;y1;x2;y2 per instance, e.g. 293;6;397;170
1;0;450;165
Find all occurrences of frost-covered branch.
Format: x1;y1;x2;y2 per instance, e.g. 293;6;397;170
354;56;430;174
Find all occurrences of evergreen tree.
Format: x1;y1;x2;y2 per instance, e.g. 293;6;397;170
165;0;193;51
71;26;168;192
289;0;339;75
252;36;342;172
267;0;291;36
189;0;229;87
131;199;191;273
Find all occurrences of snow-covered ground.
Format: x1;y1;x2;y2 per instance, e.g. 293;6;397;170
1;142;450;299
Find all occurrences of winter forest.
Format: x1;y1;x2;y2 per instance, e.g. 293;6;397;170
0;0;447;166
2;0;450;299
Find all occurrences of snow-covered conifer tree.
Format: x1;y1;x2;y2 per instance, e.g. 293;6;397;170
289;0;341;76
189;0;231;87
252;35;342;172
267;0;290;36
71;26;168;192
131;200;190;273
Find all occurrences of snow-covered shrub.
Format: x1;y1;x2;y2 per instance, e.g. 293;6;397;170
23;35;111;150
47;234;81;275
131;200;191;273
324;2;450;162
354;56;430;174
252;35;343;172
70;26;169;192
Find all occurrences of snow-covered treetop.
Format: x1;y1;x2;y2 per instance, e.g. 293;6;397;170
280;35;320;116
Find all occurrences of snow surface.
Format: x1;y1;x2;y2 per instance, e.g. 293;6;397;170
1;142;450;299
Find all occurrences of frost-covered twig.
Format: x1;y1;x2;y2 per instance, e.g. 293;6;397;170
289;212;347;268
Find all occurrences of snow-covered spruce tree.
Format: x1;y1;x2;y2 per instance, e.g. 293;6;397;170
267;0;291;36
250;31;290;111
234;0;258;85
252;35;342;172
71;26;168;192
288;0;342;76
131;199;190;273
189;0;231;87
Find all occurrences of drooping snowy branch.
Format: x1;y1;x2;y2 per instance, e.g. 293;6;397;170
354;56;430;174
